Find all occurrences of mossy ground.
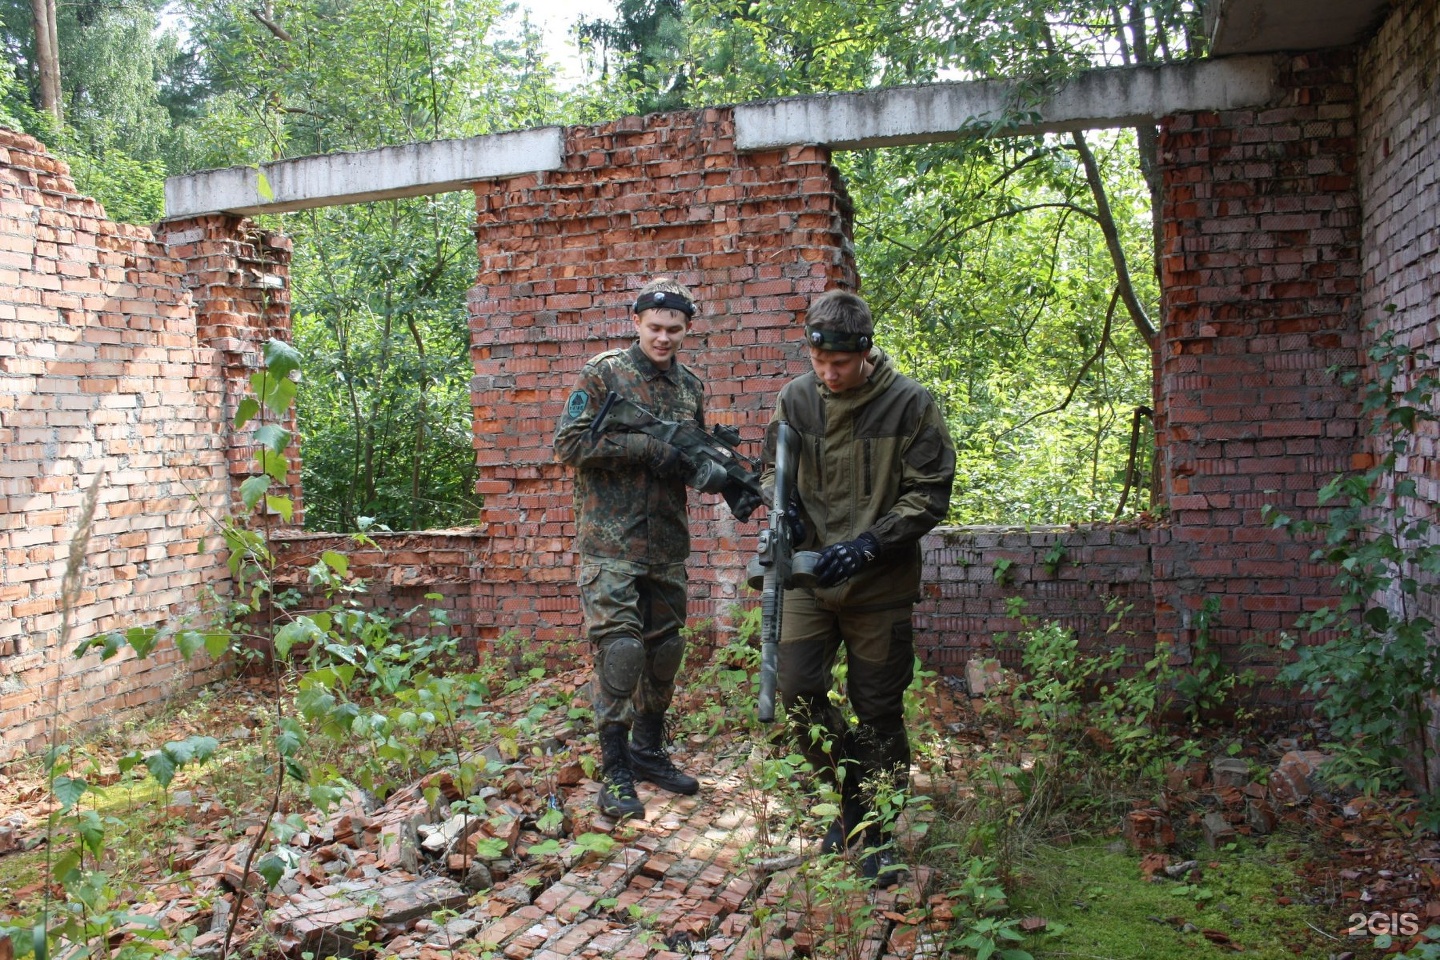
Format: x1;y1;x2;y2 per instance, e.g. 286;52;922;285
1011;835;1351;959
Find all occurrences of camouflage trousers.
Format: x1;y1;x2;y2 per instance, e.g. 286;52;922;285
578;556;688;729
776;590;915;794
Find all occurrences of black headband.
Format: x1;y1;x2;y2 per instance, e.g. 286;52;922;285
805;324;873;353
633;290;695;318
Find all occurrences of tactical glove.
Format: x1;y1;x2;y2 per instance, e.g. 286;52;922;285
784;500;807;545
723;480;763;522
640;436;693;478
813;532;880;587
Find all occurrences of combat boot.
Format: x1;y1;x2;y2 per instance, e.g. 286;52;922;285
628;712;699;795
597;724;646;820
858;827;906;889
819;779;868;855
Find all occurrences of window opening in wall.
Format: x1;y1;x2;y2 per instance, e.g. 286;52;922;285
840;128;1158;525
285;194;482;533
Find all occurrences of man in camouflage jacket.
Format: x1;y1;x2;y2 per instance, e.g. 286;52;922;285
553;278;711;820
762;288;956;886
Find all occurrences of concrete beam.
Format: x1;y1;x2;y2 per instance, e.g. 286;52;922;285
734;55;1279;151
164;127;565;218
1206;0;1388;55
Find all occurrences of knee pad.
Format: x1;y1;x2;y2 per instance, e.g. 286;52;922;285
650;633;686;683
599;636;645;699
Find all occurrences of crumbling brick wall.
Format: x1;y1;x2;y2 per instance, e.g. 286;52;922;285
0;131;290;759
468;109;853;647
1358;0;1440;631
1357;0;1440;787
1152;51;1364;670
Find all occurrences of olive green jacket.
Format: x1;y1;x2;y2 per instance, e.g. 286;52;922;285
763;348;955;609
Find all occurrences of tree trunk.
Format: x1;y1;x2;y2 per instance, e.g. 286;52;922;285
30;0;62;122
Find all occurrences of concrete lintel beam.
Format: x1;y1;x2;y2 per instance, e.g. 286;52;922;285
734;55;1279;151
164;127;565;218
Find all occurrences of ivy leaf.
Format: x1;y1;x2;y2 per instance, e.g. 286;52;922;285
206;631;232;659
321;550;350;577
176;630;205;659
77;809;105;857
145;750;177;788
260;449;289;483
254;424;292;453
262;339;301;380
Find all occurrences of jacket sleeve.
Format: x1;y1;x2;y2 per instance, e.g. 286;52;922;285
869;392;956;552
553;367;654;470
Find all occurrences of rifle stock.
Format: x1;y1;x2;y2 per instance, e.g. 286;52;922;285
756;421;797;723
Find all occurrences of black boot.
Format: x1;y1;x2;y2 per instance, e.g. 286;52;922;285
858;825;906;888
628;712;699;795
820;776;868;854
597;724;646;820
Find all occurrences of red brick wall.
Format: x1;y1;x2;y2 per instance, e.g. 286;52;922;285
1358;0;1440;630
469;108;854;646
261;529;488;654
0;133;216;756
915;525;1156;673
1357;0;1440;787
1153;52;1364;666
161;215;302;520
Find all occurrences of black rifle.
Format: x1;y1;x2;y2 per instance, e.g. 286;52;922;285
753;421;797;723
590;391;763;521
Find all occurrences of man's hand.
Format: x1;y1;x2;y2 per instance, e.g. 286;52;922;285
643;437;693;478
784;500;807;545
813;532;879;587
723;481;763;522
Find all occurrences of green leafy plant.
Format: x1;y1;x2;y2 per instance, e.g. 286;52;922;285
1265;322;1440;823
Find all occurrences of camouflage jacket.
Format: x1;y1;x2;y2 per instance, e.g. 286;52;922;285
554;343;705;563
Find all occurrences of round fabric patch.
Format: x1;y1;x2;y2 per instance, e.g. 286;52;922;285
565;391;590;421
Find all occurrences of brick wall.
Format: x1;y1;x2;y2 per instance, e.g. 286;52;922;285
0;131;290;759
161;216;302;520
1358;0;1440;629
1357;0;1440;788
262;529;489;656
468;108;853;646
1152;52;1364;666
915;524;1156;672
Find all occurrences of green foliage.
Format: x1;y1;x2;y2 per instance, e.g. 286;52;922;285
1006;600;1202;782
1265;322;1440;823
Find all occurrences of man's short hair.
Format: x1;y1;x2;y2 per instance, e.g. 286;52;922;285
804;289;873;352
633;278;695;319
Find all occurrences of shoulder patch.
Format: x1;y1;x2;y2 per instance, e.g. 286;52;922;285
564;391;590;422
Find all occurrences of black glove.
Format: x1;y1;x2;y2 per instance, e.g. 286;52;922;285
813;532;880;587
723;481;763;522
642;437;692;478
784;500;807;545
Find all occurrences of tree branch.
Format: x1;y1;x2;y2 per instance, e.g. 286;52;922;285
1070;130;1156;341
250;6;293;42
1001;285;1121;439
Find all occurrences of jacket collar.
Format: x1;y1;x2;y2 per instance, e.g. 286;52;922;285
816;347;895;402
628;342;678;381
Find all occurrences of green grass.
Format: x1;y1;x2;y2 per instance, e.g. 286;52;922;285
1010;835;1336;959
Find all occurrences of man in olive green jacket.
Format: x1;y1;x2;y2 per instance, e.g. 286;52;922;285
762;288;956;887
